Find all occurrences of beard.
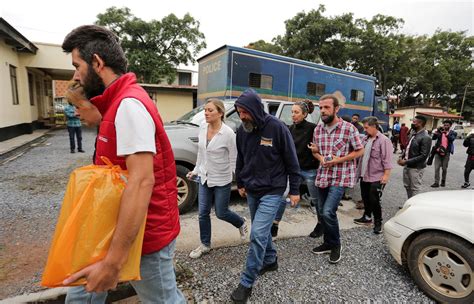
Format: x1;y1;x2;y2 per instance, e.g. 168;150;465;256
242;120;255;133
83;65;106;99
321;113;336;124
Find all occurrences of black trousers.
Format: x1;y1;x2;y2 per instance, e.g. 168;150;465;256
360;181;383;223
67;126;82;151
465;158;474;183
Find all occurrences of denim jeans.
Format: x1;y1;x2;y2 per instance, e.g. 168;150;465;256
316;186;345;247
198;182;244;247
274;169;320;223
65;239;185;304
67;126;82;151
240;193;281;288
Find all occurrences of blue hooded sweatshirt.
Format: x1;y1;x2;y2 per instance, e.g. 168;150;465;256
235;89;300;196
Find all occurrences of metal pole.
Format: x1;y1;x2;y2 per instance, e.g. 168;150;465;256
460;85;468;116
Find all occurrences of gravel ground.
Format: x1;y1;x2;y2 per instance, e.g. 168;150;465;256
0;127;97;299
0;129;470;302
175;139;469;303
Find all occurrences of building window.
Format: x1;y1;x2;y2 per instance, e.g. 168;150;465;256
249;73;273;90
36;78;42;106
178;72;191;86
307;82;326;96
350;89;365;102
10;65;19;105
28;73;35;106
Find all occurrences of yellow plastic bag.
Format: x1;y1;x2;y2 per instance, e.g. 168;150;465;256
41;158;145;287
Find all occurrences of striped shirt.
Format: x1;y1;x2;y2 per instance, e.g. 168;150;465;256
313;119;363;188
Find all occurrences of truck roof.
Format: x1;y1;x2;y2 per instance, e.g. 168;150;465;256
197;45;376;82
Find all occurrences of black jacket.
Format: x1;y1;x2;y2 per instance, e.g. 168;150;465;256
463;134;474;156
406;129;432;169
235;89;301;196
289;120;319;170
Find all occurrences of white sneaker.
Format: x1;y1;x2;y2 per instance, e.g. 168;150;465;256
239;217;249;240
189;244;211;259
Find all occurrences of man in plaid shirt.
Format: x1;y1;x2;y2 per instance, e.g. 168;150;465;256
309;94;364;263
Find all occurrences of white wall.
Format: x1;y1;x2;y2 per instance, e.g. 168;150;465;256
0;40;34;128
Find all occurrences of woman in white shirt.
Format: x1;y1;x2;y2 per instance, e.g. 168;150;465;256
187;99;248;258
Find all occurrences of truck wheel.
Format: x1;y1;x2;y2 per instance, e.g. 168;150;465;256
176;165;198;214
407;231;473;303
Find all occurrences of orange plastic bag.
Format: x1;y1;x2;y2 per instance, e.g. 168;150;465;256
41;158;145;287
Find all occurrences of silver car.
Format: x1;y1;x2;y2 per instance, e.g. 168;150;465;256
164;99;321;213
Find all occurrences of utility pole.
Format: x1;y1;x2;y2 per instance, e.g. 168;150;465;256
460;84;470;116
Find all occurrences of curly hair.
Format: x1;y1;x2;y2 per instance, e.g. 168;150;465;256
295;99;315;115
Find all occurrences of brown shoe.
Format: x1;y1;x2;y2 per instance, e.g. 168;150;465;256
355;200;364;209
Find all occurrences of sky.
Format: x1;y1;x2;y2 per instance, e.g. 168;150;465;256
1;0;472;70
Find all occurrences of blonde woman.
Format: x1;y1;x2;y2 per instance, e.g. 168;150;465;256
187;99;248;258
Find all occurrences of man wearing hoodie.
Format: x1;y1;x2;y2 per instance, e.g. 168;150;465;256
230;90;301;303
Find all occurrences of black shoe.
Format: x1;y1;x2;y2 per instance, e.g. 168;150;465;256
461;182;470;189
271;223;278;238
431;183;439;188
311;243;332;255
353;215;372;225
440;181;446;187
259;257;278;275
231;283;252;303
373;222;383;234
309;223;324;238
78;149;85;153
329;244;342;264
70;150;75;153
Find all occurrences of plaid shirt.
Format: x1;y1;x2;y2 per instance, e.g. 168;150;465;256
313;119;363;188
64;104;81;127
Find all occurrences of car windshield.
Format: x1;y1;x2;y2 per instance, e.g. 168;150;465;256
174;102;236;126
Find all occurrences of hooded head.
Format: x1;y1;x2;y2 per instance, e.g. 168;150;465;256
235;89;266;132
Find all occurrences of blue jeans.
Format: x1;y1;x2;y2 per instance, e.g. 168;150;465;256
316;186;345;247
240;193;281;288
65;239;185;304
198;182;244;247
274;169;320;222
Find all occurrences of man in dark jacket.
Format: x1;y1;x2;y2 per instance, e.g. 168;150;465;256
462;130;474;188
397;115;432;199
230;89;301;303
430;120;457;187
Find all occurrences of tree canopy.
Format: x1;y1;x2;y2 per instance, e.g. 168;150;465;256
247;5;474;118
95;7;206;84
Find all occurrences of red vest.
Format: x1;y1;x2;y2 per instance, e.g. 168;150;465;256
91;73;180;255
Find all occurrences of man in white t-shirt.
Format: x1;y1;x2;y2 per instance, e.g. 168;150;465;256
62;25;184;304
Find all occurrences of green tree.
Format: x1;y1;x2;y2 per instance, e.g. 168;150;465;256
277;5;359;69
96;7;206;84
246;40;283;55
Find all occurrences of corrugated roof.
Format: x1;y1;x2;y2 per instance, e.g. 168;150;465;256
416;111;463;119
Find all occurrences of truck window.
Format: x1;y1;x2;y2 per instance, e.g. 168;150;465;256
307;82;326;96
350;89;365;102
226;110;242;132
377;98;387;113
249;73;273;90
268;103;279;116
279;105;293;126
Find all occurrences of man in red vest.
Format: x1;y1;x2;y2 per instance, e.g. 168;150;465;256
61;25;184;303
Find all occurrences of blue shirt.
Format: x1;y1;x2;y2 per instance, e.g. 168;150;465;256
64;104;81;127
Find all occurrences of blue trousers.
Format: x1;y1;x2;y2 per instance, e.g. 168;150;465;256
240;193;281;287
